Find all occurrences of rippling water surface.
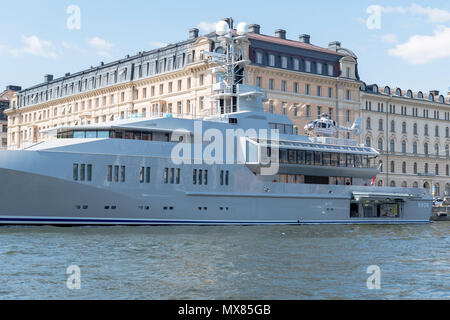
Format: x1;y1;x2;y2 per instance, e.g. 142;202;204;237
0;223;449;299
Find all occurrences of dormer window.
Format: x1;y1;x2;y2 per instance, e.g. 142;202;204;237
305;61;311;72
269;54;275;67
281;56;288;69
256;52;263;64
327;64;333;76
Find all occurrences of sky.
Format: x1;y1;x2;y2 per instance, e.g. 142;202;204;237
0;0;450;95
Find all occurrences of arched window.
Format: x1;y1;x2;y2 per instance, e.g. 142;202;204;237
439;95;445;103
401;181;407;188
384;87;390;95
378;119;383;131
396;88;402;96
435;126;439;137
378;180;383;187
429;93;434;101
407;90;413;98
425;163;429;174
413;123;418;135
446;127;449;138
365;137;371;147
446;145;449;156
378;138;383;151
418;91;423;99
390;120;395;132
366;117;371;129
436;164;439;175
390;161;395;173
435;144;439;156
379;160;383;172
390;139;395;152
423;182;430;191
434;183;440;197
402;140;407;153
413;142;418;154
402;122;407;133
424;143;429;155
413;182;418;188
413;162;418;174
390;181;396;187
424;124;429;136
402;161;406;173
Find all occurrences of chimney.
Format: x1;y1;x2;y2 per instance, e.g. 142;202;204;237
328;41;341;51
44;74;53;83
275;29;286;39
189;28;199;39
299;34;310;44
249;24;260;34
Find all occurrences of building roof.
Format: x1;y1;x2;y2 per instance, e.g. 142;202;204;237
247;32;346;57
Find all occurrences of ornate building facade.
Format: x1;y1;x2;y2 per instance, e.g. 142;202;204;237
6;21;360;149
360;84;450;197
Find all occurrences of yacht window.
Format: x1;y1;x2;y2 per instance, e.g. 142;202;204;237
204;170;208;185
80;164;86;181
288;150;296;163
297;150;305;164
170;168;175;184
87;164;92;181
314;152;322;166
74;131;85;139
86;131;97;139
146;167;151;183
305;151;313;165
331;153;339;167
225;171;229;186
140;167;145;183
198;170;203;185
220;170;224;186
193;169;197;184
107;165;112;182
114;166;119;182
120;166;126;182
164;168;169;184
98;131;109;138
73;164;79;181
322;152;331;166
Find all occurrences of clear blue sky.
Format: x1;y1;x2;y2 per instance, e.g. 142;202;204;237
1;0;449;95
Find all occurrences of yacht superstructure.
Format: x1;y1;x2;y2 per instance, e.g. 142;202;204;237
0;21;432;225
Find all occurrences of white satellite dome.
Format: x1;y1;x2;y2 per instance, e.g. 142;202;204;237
216;20;230;36
236;22;248;36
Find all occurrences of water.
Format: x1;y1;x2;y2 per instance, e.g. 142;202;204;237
0;223;449;300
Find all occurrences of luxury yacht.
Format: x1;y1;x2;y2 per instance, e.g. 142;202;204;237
0;22;432;225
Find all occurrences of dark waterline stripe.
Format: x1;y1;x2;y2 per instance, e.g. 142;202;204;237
0;217;429;225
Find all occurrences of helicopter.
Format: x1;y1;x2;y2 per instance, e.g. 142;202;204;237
304;113;362;137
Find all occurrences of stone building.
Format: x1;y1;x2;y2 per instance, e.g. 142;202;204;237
360;84;450;197
0;85;22;149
